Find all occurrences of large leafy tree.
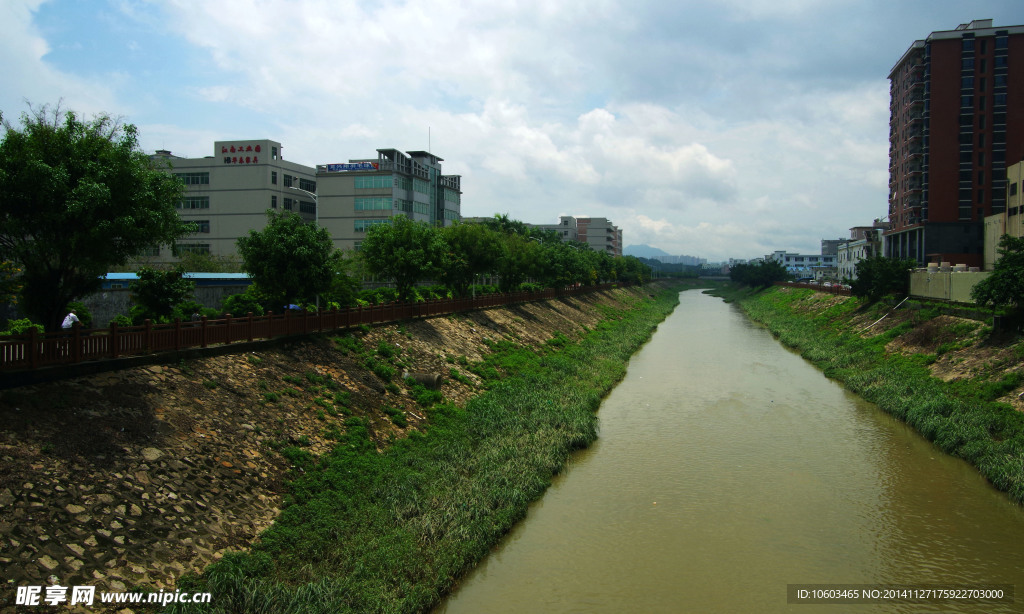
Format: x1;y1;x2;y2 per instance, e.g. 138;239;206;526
360;215;446;302
0;104;191;330
849;255;916;302
438;222;501;297
971;234;1024;311
237;211;339;309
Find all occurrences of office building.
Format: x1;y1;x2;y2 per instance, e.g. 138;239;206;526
315;149;461;251
886;19;1024;267
150;139;317;261
532;216;623;256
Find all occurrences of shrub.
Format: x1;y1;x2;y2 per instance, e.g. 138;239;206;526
1;318;45;335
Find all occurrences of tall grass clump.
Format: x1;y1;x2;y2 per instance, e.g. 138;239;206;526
733;286;1024;506
170;283;684;614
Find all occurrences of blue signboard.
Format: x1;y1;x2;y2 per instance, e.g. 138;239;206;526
326;162;379;172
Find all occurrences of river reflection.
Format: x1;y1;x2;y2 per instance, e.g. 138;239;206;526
437;290;1024;613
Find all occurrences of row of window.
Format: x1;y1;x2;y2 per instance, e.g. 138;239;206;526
960;94;1008;109
178;196;210;209
355;175;393;189
354;219;391;232
174;172;210;185
355;197;394;211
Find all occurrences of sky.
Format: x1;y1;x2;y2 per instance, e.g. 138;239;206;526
1;1;1020;262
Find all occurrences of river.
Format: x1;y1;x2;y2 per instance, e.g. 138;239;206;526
436;290;1023;613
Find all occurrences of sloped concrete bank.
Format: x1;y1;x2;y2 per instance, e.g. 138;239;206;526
0;284;673;612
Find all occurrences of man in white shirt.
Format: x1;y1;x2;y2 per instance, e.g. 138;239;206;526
61;310;80;330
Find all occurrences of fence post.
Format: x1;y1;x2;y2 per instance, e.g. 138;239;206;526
174;318;182;351
266;311;274;339
225;313;233;344
247;312;255;342
144;319;153;353
110;321;119;359
72;323;82;363
200;316;208;348
28;327;39;369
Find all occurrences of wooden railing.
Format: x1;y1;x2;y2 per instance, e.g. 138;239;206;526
0;284;622;372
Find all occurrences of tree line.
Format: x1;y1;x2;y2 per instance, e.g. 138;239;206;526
0;103;649;331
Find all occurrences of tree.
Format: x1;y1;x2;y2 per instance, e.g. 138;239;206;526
729;260;789;288
237;211;339;309
0;259;22;305
359;215;446;302
438;222;501;297
849;255;916;302
0;104;191;330
129;266;195;322
971;234;1024;311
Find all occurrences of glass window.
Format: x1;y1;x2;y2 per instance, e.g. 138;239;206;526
284;198;293;211
271;195;277;209
174;172;210;185
193;220;211;233
298;178;317;192
284;175;293;188
962;58;974;70
994;93;1007;106
176;243;210;255
962;76;974;89
354;219;392;232
995;36;1008;50
177;196;210;209
961;95;973;108
354;197;394;211
962;38;975;51
299;201;316;215
995;56;1008;68
271;171;277;185
355;175;393;189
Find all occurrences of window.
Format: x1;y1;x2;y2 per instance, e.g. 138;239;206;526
284;198;293;211
174;172;210;185
192;220;211;233
413;178;431;194
979;96;986;111
962;58;974;70
994;74;1007;88
962;76;974;89
978;171;985;185
298;178;316;192
284;174;293;188
981;39;987;54
980;59;987;72
961;95;973;108
271;195;277;209
995;36;1008;50
354;219;391;232
1011;183;1019;196
355;175;393;189
175;243;210;255
138;246;160;257
978;189;985;204
978;152;985;166
979;134;985;147
354;197;393;211
299;201;316;215
178;196;210;209
979;115;986;129
995;56;1008;68
272;146;278;160
272;171;278;185
994;93;1007;106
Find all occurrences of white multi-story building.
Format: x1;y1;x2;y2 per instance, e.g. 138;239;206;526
315;149;461;251
150;139;316;261
837;223;886;280
531;216;622;256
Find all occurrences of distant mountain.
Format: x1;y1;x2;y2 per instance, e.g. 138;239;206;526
625;244;707;266
624;244;672;259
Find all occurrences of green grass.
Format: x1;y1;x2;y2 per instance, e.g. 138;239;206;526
170;283;683;614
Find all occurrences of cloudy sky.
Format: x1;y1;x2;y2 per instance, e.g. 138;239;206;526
1;1;1020;261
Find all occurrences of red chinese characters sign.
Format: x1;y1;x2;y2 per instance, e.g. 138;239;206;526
221;143;262;164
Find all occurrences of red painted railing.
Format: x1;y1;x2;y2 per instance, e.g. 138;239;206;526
0;284;621;372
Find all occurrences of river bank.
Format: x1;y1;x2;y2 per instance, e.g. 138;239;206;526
0;281;687;613
718;285;1024;504
169;282;683;613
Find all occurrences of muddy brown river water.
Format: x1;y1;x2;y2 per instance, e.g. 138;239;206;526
437;290;1024;613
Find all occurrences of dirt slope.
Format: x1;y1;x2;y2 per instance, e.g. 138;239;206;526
0;287;646;612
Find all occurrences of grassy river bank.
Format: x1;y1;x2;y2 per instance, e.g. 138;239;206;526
714;284;1024;505
171;283;684;613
